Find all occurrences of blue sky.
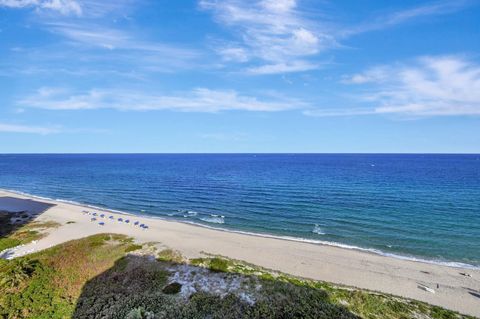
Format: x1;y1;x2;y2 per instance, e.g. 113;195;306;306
0;0;479;153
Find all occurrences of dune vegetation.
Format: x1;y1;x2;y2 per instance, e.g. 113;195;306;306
0;211;60;253
0;230;474;319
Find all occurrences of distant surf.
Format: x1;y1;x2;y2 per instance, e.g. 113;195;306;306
200;214;225;224
312;224;325;235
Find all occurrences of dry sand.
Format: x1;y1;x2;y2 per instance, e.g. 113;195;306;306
0;189;479;317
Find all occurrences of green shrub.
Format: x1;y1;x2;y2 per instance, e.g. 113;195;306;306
162;282;182;294
125;244;143;253
208;257;229;272
0;258;41;289
156;249;183;263
126;307;155;319
0;237;21;252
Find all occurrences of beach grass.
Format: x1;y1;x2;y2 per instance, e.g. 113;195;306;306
0;234;474;319
156;248;184;263
0;217;60;252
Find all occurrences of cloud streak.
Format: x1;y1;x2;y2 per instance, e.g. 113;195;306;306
342;0;472;36
0;122;60;134
20;87;305;112
47;23;200;58
2;22;203;78
309;56;480;117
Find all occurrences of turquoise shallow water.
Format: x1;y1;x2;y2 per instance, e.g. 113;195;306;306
0;154;479;268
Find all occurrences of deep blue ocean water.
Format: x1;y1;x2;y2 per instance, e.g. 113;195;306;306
1;154;479;268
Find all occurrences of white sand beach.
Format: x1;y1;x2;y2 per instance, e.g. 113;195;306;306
1;189;479;317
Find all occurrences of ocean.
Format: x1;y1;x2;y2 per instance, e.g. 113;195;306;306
0;154;479;268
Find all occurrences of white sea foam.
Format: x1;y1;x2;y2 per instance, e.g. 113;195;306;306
200;215;225;224
56;199;79;205
312;224;325;235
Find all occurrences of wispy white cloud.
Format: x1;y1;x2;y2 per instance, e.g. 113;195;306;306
0;0;82;16
0;0;135;17
47;22;200;59
47;23;129;50
199;0;335;74
200;0;473;75
74;0;135;18
341;66;390;84
309;56;480;117
0;122;60;134
342;0;472;36
1;1;192;73
20;87;305;112
247;61;320;75
2;22;203;77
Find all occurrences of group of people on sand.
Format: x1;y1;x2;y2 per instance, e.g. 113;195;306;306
82;210;149;230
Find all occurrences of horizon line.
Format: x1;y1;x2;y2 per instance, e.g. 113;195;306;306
1;152;479;155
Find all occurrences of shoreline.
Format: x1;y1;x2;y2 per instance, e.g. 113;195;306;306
2;188;478;271
1;189;480;316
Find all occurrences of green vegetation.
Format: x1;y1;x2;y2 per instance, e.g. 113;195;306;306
191;257;230;272
0;215;60;252
162;282;182;294
0;234;131;318
156;248;183;263
0;233;473;319
125;244;143;253
126;307;155;319
187;256;473;319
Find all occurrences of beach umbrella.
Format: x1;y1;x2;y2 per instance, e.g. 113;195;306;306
99;222;105;226
91;218;97;221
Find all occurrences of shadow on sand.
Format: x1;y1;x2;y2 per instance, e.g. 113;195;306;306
72;255;359;319
0;196;55;241
466;288;480;299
